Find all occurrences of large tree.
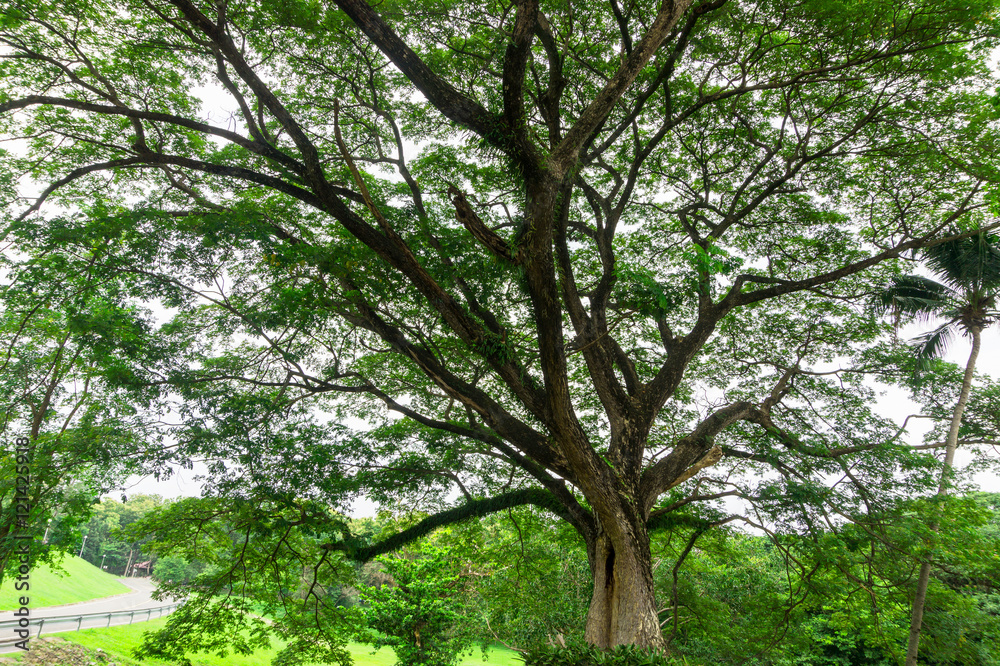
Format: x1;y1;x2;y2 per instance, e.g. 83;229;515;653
2;0;1000;650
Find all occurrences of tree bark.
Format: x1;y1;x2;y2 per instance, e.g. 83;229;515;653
584;516;664;649
905;325;981;666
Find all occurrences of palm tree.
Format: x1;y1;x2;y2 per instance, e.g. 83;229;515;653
876;230;1000;666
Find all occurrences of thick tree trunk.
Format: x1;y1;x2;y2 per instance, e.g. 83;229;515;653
584;520;664;649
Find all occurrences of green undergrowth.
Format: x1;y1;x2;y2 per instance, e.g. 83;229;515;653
0;555;130;610
522;644;694;666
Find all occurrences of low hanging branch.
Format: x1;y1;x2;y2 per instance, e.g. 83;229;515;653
324;487;572;562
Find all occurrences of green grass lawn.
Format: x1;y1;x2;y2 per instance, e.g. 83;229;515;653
55;617;522;666
0;555;130;610
0;563;521;666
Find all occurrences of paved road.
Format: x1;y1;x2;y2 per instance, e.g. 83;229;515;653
0;578;180;653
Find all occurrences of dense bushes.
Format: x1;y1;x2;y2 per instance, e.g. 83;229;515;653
520;644;681;666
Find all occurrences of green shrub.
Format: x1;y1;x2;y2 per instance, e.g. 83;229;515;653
519;644;684;666
357;544;472;666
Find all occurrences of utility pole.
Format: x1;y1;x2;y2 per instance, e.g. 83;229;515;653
124;548;135;577
78;535;87;558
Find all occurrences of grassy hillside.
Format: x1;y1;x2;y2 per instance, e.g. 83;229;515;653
46;618;521;666
0;555;130;610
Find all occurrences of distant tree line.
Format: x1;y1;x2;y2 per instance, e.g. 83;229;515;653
44;494;163;578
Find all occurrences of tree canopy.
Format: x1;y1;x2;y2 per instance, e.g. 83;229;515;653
2;0;1000;654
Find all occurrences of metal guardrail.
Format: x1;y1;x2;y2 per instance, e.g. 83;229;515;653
0;602;182;647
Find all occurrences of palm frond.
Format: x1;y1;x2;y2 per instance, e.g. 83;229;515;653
874;275;950;319
912;320;959;362
878;232;1000;374
923;230;1000;294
